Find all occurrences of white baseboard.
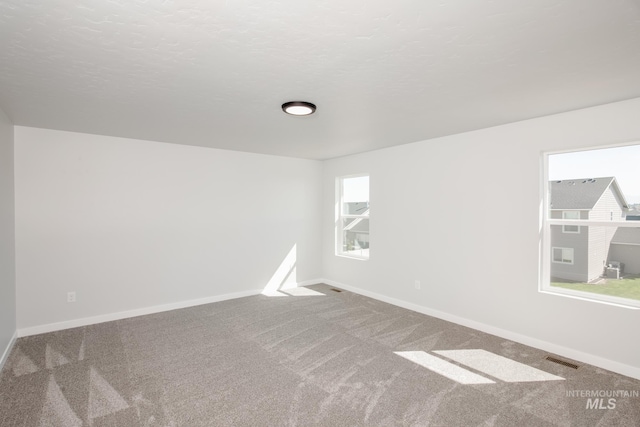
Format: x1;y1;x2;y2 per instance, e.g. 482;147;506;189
17;279;326;338
17;288;263;337
0;331;17;373
319;278;640;381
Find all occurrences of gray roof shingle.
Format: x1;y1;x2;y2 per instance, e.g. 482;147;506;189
550;177;621;210
611;227;640;244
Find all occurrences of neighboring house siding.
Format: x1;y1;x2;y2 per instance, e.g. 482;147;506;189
550;210;588;281
587;187;626;281
587;226;612;281
589;187;625;221
608;228;640;275
608;244;640;275
549;178;629;283
550;224;589;282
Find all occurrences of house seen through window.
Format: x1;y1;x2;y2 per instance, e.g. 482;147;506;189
543;144;640;308
337;174;369;259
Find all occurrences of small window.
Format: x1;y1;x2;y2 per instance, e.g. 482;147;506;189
337;174;369;259
562;211;580;233
552;247;574;264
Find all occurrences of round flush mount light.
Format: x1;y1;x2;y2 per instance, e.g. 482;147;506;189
282;101;316;116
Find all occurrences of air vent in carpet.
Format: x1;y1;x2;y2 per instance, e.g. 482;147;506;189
545;356;579;369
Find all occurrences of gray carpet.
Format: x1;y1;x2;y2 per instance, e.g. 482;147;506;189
1;283;639;426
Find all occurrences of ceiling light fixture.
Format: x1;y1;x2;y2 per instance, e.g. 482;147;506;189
282;101;316;116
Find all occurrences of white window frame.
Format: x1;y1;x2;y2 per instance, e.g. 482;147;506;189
562;211;580;233
336;174;370;260
541;145;640;309
551;247;574;264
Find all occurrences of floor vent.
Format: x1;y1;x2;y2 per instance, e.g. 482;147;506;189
330;288;343;293
545;356;579;369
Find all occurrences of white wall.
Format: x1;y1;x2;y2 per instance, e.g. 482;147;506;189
0;107;16;367
15;127;322;331
11;98;640;379
322;98;640;379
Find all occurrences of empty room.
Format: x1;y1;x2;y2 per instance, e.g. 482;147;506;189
1;1;640;426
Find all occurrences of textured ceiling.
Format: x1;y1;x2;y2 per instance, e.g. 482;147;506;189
1;0;640;159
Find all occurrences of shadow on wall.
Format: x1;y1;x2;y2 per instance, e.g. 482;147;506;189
261;244;324;297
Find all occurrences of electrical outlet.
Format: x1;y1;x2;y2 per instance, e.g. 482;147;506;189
67;292;76;303
414;280;421;290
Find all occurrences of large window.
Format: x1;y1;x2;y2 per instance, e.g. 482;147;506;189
542;144;640;308
337;174;369;259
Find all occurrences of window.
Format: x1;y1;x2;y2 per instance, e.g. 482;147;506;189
562;211;580;233
552;247;574;264
542;143;640;308
337;174;369;259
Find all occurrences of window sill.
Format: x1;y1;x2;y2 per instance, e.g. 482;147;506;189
539;288;640;310
336;253;369;261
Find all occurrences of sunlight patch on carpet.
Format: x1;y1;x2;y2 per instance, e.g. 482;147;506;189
395;351;495;385
88;367;130;420
39;375;82;427
434;349;564;382
10;347;39;377
45;344;70;370
282;287;325;297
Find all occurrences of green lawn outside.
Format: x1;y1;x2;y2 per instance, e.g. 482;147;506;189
551;275;640;301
